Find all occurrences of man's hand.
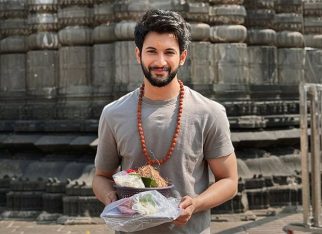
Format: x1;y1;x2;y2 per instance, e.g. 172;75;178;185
173;196;196;226
105;191;118;205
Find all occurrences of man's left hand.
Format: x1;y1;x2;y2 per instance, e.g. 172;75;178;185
173;196;196;226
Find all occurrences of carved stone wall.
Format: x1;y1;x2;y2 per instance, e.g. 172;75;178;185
0;0;320;129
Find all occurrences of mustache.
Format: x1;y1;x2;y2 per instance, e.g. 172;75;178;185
149;66;170;72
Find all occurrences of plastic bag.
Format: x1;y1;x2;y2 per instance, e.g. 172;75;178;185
100;190;181;232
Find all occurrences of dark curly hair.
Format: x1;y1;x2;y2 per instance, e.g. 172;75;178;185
134;9;191;54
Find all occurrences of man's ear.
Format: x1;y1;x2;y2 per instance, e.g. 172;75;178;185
135;47;141;64
180;50;188;66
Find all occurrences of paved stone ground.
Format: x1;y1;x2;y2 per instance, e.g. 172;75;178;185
0;207;313;234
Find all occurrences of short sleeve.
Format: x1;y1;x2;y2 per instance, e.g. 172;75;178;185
94;107;121;171
203;105;234;159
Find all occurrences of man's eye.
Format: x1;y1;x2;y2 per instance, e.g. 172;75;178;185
147;50;156;53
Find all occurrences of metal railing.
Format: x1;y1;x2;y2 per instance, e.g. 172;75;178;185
284;83;322;233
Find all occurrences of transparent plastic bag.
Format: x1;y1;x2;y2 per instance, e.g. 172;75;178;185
100;190;181;232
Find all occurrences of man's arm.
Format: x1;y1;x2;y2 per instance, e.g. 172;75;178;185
174;152;238;225
92;168;119;205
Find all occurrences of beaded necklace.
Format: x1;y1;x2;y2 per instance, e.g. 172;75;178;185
137;80;184;165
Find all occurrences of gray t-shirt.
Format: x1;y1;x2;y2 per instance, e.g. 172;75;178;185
95;86;234;234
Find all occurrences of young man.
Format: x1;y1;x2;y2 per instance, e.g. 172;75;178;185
92;9;238;234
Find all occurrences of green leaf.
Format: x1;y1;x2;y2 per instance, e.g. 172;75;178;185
141;177;158;188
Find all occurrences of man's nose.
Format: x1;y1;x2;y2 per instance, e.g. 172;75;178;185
155;54;167;66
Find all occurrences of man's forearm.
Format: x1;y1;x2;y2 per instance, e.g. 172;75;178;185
193;178;237;213
92;174;116;205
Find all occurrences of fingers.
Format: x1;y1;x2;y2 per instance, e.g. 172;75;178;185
105;191;117;205
173;196;195;226
179;196;193;209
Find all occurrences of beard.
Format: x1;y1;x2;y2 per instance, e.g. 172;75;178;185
140;60;180;88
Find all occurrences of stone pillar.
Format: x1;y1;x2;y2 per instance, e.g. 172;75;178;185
244;0;278;99
274;0;305;98
209;0;249;100
112;0;148;97
57;0;93;119
177;0;213;94
303;0;322;83
91;0;114;118
26;0;59;119
0;0;28;120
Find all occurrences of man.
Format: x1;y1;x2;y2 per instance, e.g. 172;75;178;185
92;9;238;234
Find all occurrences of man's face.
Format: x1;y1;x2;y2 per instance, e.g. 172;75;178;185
135;32;187;87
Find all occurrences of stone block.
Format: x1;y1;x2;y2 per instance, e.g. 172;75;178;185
277;48;305;85
58;46;92;97
114;41;142;95
190;23;210;41
178;42;214;92
34;135;76;152
114;21;136;40
0;54;26;96
28;32;59;50
58;26;93;46
248;46;277;85
92;43;114;94
304;48;322;83
0;36;27;53
93;24;116;43
276;31;304;48
213;43;249;84
210;25;247;43
27;50;58;97
246;29;276;46
304;34;322;49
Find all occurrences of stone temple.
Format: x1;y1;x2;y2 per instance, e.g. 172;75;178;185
0;0;321;219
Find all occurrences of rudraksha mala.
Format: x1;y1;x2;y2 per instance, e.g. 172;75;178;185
137;80;184;165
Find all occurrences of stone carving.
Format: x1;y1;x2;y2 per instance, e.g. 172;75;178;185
59;0;93;6
209;0;244;4
303;0;322;48
113;0;149;21
181;2;209;23
1;0;27;19
94;1;114;24
0;19;29;36
209;4;246;25
27;31;59;49
274;0;304;48
28;0;58;12
28;13;58;32
58;6;93;27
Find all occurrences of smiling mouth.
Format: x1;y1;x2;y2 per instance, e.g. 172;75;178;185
150;66;170;71
150;67;170;75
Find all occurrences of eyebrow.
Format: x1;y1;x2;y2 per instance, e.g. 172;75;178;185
144;47;177;53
